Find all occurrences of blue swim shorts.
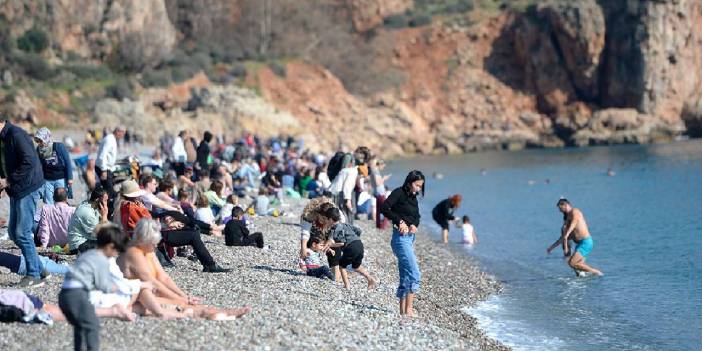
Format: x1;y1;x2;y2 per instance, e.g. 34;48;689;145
575;237;593;257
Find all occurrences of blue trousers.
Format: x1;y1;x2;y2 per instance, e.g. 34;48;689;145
390;228;421;298
9;188;44;277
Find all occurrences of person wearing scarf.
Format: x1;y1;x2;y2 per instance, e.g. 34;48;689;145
34;127;73;204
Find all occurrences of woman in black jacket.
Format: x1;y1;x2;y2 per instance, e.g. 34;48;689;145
432;194;462;244
380;170;425;317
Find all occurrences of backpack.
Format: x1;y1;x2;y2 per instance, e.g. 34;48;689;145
327;151;346;182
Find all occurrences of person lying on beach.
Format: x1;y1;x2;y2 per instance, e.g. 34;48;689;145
547;199;603;277
118;218;249;319
0;251;68;276
298;236;334;281
318;206;377;290
224;206;264;248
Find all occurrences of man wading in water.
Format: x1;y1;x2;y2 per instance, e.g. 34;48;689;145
547;199;603;277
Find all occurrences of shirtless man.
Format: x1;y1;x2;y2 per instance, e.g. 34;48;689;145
547;199;603;276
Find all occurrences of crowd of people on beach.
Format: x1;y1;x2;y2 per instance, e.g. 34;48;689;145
0;118;604;350
0;120;435;350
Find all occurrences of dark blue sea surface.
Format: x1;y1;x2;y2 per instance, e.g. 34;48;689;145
385;140;702;351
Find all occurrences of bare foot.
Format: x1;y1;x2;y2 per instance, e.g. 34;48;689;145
406;309;419;318
226;306;252;318
367;277;378;290
112;304;136;322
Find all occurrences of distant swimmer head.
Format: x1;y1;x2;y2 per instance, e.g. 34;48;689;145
403;170;426;197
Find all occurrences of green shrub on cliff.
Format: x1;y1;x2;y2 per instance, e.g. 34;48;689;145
17;26;49;53
13;53;55;80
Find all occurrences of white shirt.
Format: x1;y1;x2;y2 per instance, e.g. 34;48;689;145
195;207;216;224
329;167;358;200
172;136;187;162
317;172;331;190
96;133;118;171
462;223;475;244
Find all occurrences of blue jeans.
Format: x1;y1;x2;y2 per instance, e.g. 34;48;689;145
391;228;421;298
9;188;44;277
42;179;66;205
18;255;69;275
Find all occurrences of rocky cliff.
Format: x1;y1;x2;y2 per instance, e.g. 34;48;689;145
1;0;701;157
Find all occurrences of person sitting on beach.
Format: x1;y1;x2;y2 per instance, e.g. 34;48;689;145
194;193;224;236
252;187;280;217
177;166;196;198
194;169;211;198
155;178;180;209
547;199;603;276
220;194;239;224
36;187;75;249
117;180;229;272
67;187;109;254
178;190;196;219
299;236;334;281
203;180;226;216
461;216;477;245
84;159;98;192
118;218;248;319
139;175;181;214
224;207;264;248
318;205;377;290
432;194;461;244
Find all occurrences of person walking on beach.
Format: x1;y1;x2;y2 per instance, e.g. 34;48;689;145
380;170;425;317
547;199;603;276
196;131;213;173
432;194;461;244
95;127;125;196
0;119;46;287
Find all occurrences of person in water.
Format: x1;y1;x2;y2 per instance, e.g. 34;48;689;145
432;194;461;244
547;199;603;276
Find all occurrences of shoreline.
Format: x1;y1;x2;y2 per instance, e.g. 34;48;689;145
0;200;509;350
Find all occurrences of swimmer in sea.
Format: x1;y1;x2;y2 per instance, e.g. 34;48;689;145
547;199;603;277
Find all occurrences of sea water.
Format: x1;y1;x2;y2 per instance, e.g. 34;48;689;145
384;140;702;351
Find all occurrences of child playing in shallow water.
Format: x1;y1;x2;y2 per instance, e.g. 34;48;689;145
461;216;477;245
299;236;334;281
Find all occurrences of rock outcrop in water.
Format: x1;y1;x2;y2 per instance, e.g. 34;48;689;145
1;0;701;156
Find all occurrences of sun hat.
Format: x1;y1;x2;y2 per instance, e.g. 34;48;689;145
120;180;146;198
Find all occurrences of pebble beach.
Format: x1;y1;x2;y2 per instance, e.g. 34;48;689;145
0;197;508;351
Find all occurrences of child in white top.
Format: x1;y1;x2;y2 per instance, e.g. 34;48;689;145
461;216;478;245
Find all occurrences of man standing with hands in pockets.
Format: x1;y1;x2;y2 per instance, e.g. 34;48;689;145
0;119;46;287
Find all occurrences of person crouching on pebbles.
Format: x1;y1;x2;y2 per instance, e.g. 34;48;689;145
318;206;377;290
380;170;425;317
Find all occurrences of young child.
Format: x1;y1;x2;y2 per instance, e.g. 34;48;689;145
319;206;377;290
194;194;223;236
299;236;334;281
461;216;478;245
58;224;129;351
220;194;239;224
224;206;265;248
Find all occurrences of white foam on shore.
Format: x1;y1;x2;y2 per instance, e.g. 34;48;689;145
463;295;566;351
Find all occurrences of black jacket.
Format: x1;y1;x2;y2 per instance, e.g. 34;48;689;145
224;219;249;246
196;141;210;171
0;121;45;198
380;187;420;227
432;199;455;223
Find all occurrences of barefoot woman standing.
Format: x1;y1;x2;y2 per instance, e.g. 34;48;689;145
380;170;425;317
